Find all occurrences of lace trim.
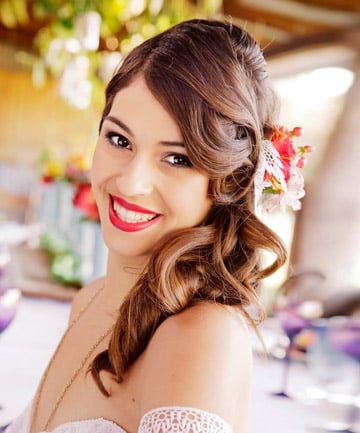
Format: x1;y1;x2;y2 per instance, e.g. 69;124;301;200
254;138;286;213
138;406;233;433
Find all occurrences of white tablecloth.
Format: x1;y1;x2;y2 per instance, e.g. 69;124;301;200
0;296;359;433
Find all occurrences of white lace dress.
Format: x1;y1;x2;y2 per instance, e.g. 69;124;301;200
4;405;233;433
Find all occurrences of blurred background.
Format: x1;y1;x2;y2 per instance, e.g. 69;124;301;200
0;0;360;302
1;2;360;432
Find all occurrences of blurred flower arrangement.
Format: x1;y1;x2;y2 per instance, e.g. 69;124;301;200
39;230;82;287
39;146;99;221
257;126;313;212
38;146;102;287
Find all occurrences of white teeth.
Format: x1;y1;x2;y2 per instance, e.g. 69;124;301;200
113;201;156;223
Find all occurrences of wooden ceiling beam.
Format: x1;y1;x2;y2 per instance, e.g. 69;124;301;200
0;26;35;51
263;24;360;57
293;0;360;12
223;1;336;36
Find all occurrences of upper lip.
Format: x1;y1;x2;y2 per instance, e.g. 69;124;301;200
111;195;158;215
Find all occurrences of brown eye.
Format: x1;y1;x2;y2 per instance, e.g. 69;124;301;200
165;154;193;168
106;132;130;149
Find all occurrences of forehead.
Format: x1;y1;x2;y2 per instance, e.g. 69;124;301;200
108;77;183;141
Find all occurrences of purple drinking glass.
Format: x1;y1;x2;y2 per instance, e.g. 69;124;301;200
0;244;20;333
0;245;21;411
0;287;21;333
272;298;322;398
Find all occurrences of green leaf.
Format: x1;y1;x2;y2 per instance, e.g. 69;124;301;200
40;231;70;256
51;251;82;287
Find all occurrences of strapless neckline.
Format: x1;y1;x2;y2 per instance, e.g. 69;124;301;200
3;404;128;433
4;402;233;433
40;417;128;433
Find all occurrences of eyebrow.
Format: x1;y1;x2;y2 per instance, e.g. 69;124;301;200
104;115;185;148
105;115;133;136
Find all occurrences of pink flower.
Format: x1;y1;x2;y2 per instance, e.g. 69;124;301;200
267;126;296;183
296;156;307;169
298;145;314;156
259;125;313;212
291;126;303;137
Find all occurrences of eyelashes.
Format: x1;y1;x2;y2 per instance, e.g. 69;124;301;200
105;131;130;149
164;154;192;168
103;130;193;169
104;131;193;168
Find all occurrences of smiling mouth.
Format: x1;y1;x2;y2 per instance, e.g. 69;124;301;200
113;200;158;223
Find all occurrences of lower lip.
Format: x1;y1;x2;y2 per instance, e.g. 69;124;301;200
108;199;159;232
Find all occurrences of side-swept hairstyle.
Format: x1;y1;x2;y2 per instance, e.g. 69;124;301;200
91;19;286;395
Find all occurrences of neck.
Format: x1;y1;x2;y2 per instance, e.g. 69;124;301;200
100;252;149;308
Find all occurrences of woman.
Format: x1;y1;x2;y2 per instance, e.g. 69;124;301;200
7;19;289;433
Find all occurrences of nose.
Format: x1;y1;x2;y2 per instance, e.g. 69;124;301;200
116;154;154;196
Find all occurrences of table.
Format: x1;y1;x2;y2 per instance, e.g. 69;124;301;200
0;296;358;433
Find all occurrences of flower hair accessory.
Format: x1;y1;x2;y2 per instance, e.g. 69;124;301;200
255;126;313;213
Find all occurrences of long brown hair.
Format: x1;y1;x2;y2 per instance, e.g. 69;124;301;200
91;19;286;395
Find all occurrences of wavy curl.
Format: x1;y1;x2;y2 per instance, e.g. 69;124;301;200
91;19;286;395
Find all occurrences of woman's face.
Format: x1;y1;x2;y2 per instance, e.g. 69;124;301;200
91;76;212;258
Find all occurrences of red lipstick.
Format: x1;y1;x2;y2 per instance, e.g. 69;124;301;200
112;195;156;214
109;195;160;233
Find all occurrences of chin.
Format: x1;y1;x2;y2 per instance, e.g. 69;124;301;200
101;228;154;258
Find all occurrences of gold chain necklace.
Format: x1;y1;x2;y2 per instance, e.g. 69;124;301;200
30;286;115;433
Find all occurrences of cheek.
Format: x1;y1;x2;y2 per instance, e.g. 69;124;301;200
90;147;112;208
91;145;113;186
90;145;101;184
170;176;211;219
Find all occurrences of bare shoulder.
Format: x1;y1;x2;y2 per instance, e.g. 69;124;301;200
139;303;253;432
68;277;104;323
154;302;251;351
